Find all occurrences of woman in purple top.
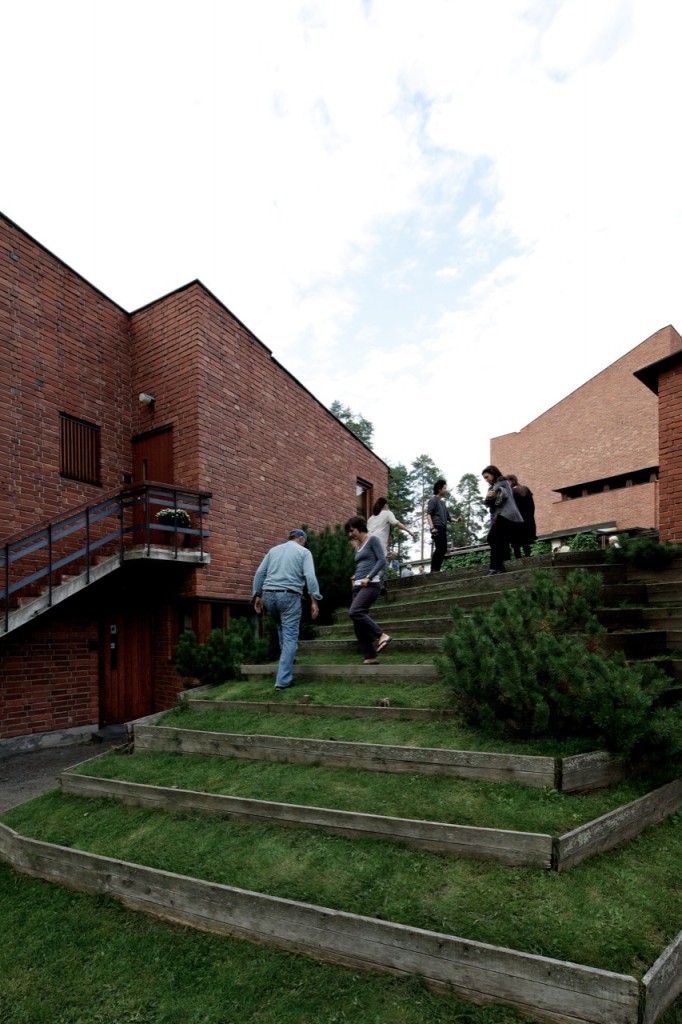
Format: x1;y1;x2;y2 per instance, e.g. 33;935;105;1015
344;515;391;664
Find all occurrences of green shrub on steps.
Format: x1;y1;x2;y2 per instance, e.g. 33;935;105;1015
567;530;601;552
302;524;356;625
604;534;682;569
174;618;277;687
435;569;682;764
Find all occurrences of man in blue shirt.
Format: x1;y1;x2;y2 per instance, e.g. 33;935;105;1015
252;529;322;690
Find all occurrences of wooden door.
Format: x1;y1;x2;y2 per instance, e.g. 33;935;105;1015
132;427;174;543
132;426;174;485
101;608;153;725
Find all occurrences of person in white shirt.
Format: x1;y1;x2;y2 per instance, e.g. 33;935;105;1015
367;497;416;553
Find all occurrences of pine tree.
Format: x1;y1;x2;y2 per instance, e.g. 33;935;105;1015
387;463;415;559
408;454;444;561
329;400;374;449
453;472;488;545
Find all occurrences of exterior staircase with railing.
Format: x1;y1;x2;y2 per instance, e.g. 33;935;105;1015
0;482;211;638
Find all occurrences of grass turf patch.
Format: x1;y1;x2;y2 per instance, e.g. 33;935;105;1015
0;862;538;1024
3;792;681;979
202;677;453;708
159;705;598;758
68;748;666;835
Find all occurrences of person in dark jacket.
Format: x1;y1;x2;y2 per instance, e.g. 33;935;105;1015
481;465;523;575
507;474;537;558
426;478;452;573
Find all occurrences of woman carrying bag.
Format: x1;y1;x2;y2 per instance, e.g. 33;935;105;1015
481;465;524;576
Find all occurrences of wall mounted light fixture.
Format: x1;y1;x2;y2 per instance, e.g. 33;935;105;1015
139;392;156;406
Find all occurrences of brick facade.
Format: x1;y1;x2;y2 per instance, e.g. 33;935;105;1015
491;326;682;538
129;284;384;600
634;351;682;543
0;219;132;535
0;607;99;741
1;213;388;746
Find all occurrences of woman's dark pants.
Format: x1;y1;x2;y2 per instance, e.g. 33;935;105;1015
348;583;383;657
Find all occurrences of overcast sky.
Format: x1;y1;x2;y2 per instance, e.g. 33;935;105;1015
2;0;681;490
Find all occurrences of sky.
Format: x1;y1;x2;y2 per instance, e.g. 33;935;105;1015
2;0;682;492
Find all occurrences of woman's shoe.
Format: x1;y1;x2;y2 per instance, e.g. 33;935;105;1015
363;658;379;665
376;634;392;653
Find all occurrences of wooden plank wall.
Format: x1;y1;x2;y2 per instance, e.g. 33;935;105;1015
642;931;682;1024
60;772;554;867
556;779;682;871
134;725;557;787
560;751;626;793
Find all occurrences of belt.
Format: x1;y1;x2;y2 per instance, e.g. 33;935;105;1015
263;589;301;595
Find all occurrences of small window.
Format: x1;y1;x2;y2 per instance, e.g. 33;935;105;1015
60;413;101;485
356;478;372;518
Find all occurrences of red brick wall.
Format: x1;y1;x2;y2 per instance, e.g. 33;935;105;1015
0;610;99;740
543;482;658;534
491;326;682;536
0;215;133;539
130;283;388;601
656;362;682;541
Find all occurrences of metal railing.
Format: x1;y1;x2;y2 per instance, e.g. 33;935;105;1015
0;483;211;633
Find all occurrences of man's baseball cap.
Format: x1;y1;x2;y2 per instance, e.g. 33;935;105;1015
289;529;307;541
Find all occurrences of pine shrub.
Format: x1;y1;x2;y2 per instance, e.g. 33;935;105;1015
604;535;681;569
174;618;274;686
436;569;682;763
302;524;355;624
568;531;601;552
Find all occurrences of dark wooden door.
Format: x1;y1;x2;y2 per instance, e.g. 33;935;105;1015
132;426;174;484
101;608;153;725
132;427;174;543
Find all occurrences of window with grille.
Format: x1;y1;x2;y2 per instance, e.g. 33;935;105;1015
60;413;101;485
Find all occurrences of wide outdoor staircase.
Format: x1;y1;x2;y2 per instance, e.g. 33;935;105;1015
244;549;682;687
1;549;681;1023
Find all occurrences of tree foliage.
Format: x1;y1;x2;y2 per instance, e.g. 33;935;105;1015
436;569;682;764
302;523;355;625
174;619;275;686
408;454;444;561
330;400;374;449
449;473;488;547
387;462;415;557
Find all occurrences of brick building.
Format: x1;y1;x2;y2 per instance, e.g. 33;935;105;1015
0;213;387;751
490;325;682;541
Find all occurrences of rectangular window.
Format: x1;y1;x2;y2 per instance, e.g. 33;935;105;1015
60;413;101;485
356;478;372;518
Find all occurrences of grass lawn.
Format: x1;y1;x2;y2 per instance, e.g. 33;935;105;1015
3;791;681;980
0;862;540;1024
69;748;667;835
203;677;453;708
159;704;599;758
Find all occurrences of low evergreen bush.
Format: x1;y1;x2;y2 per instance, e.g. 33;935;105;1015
302;524;356;624
568;531;601;552
604;535;681;569
442;549;489;570
174;618;275;686
436;569;682;763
